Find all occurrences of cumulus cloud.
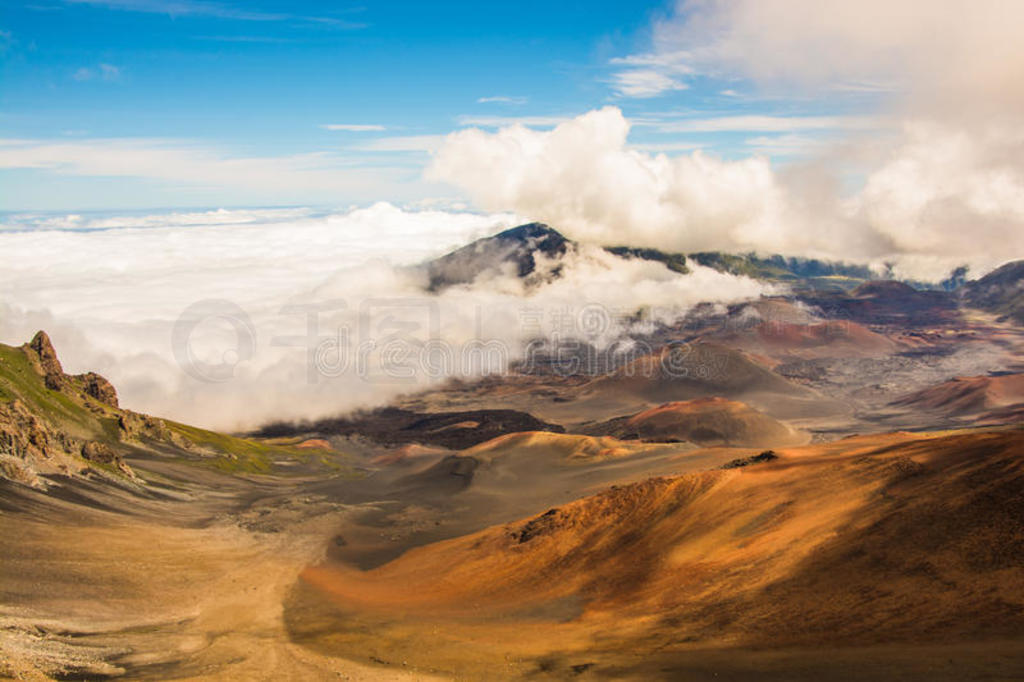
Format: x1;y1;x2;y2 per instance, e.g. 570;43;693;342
431;1;1024;279
430;107;830;253
0;203;770;430
651;0;1024;114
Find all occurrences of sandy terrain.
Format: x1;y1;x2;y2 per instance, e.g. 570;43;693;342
293;428;1024;680
0;465;448;681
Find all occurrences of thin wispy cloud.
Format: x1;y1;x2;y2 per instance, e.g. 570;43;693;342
744;133;828;157
321;124;387;132
610;70;687;98
627;141;705;153
456;114;571;128
609;50;694;98
0;137;401;196
194;34;296;43
647;115;882;134
476;96;528;105
60;0;366;28
351;135;444;153
72;63;122;82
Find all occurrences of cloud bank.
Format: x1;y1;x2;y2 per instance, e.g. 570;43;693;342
0;203;769;430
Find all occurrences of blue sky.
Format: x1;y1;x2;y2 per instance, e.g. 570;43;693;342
0;0;879;210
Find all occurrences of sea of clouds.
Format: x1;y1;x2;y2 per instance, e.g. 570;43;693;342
0;203;769;430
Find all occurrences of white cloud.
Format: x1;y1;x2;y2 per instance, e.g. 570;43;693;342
321;123;387;132
652;0;1024;115
744;133;828;157
351;135;445;153
455;114;572;128
477;96;528;105
73;63;121;82
60;0;366;28
0;137;407;199
610;70;688;98
429;106;1024;279
628;141;705;153
446;0;1020;281
651;115;880;134
0;203;769;430
609;51;693;71
608;50;694;98
430;107;796;254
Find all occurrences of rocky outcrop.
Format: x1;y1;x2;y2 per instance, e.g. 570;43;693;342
81;372;119;408
22;331;120;408
117;411;168;441
1;332;141;487
81;440;137;478
26;331;66;390
0;399;82;484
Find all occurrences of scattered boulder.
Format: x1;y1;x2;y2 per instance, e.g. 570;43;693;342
721;450;779;469
81;441;117;464
118;411;168;440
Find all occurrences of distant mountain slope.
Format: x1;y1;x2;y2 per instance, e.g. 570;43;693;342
421;222;889;293
587;342;815;402
962;260;1024;323
582;397;807;447
892;373;1024;416
797;280;960;326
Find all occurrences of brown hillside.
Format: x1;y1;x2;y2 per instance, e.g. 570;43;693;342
294;429;1024;678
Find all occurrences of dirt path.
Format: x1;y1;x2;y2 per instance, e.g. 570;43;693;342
0;489;447;681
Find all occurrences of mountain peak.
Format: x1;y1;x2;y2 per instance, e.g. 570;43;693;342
492;222;563;242
25;330;65;389
424;222;570;290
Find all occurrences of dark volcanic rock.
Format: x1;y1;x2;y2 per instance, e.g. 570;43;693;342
798;281;959;326
962;260;1024;324
721;450;779;469
605;246;689;274
257;407;565;450
424;222;570;290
